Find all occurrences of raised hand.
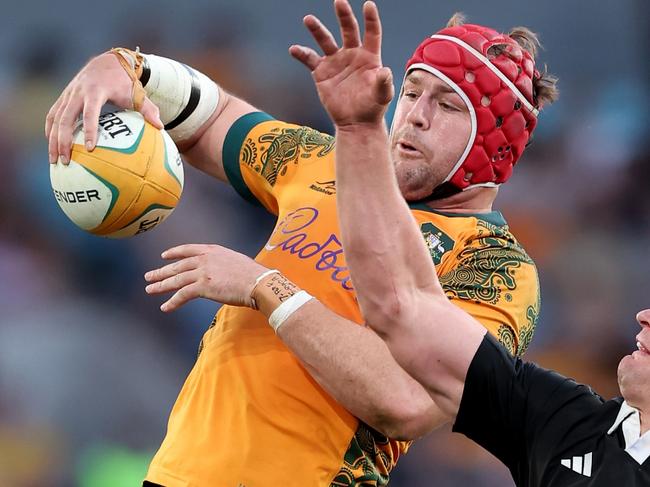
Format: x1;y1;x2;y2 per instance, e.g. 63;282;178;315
45;52;163;165
144;244;268;312
290;0;394;128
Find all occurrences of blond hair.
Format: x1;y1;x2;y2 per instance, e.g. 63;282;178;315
446;13;559;107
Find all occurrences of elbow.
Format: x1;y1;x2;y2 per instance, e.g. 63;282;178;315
375;400;443;441
366;291;450;339
362;292;413;338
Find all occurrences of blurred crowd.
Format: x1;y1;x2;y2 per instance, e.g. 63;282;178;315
0;1;648;486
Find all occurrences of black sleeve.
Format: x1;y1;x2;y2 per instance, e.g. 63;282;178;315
452;334;604;483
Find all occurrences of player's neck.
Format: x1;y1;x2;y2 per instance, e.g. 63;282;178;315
424;186;498;214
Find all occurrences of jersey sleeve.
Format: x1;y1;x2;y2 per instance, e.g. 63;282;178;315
452;333;604;484
222;112;335;215
439;231;540;357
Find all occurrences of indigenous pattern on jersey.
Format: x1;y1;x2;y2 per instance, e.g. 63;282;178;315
145;113;540;487
433;217;540;356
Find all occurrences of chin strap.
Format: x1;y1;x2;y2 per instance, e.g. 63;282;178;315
412;182;461;205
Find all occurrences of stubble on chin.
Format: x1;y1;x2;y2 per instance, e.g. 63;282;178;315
395;161;440;201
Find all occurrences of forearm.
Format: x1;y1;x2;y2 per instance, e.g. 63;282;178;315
145;243;446;436
179;90;256;181
251;272;445;439
119;49;258;182
382;295;487;419
334;123;441;327
334;123;486;417
277;299;446;439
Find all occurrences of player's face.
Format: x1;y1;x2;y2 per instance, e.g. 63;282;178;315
389;70;471;201
617;308;650;407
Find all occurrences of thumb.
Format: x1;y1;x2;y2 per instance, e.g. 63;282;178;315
375;67;394;107
140;97;164;129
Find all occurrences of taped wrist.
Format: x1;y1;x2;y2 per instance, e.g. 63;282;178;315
111;47;220;143
141;53;220;142
110;47;146;112
250;272;314;332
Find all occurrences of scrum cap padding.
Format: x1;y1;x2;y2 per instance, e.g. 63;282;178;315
405;23;540;191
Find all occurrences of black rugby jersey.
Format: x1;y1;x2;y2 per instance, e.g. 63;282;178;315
453;334;650;486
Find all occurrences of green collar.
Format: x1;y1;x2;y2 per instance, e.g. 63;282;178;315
408;202;507;227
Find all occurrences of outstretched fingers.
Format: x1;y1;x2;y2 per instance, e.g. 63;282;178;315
160;282;203;312
334;0;361;48
289;45;322;71
144;256;200;284
160;244;211;260
375;66;394;106
362;1;382;54
145;269;200;295
303;14;339;55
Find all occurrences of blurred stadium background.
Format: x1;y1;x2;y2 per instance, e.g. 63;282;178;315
0;0;648;485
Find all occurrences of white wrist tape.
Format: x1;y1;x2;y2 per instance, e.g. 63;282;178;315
268;291;314;333
254;269;280;288
140;53;220;142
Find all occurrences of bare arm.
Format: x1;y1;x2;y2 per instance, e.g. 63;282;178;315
335;124;486;419
176;89;256;181
290;0;487;418
143;244;447;439
278;299;445;440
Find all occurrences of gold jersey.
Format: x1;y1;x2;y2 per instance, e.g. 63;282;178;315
145;114;540;487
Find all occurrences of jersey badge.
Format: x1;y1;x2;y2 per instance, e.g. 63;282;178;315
420;222;455;265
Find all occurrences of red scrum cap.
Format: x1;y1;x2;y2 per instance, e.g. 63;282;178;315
405;23;541;192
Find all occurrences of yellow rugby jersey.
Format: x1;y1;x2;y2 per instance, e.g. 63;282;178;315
145;113;540;487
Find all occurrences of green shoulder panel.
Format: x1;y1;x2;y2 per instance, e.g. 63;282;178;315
222;112;274;206
223;113;335;205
